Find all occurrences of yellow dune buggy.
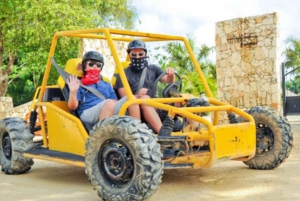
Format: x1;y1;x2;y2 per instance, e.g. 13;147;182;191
0;28;293;200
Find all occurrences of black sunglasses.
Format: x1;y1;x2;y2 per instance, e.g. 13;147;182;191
130;52;145;58
87;61;103;68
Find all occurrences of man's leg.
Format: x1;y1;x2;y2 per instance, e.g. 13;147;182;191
128;104;141;120
139;95;162;133
114;96;141;120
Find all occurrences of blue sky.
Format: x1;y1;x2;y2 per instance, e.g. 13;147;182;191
132;0;300;62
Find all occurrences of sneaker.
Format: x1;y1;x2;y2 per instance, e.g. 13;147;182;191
159;126;172;136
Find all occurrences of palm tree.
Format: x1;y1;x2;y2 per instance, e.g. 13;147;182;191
158;35;217;97
286;75;300;95
283;37;300;70
163;37;195;72
282;37;300;95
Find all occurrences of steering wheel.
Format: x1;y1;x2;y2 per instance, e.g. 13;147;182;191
153;72;182;98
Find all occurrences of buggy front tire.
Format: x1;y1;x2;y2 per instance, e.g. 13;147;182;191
238;106;293;170
0;118;34;174
85;116;164;201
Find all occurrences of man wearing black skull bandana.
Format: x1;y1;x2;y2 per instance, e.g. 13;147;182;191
115;39;175;136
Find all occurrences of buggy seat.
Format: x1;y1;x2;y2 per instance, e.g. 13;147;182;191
56;58;111;131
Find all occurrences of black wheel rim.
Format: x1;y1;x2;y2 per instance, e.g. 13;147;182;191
98;139;134;187
2;132;12;160
256;123;274;154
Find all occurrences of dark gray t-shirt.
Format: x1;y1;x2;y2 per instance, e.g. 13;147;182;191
115;64;164;98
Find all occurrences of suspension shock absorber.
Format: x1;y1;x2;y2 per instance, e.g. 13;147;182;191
228;113;238;124
159;116;174;136
29;110;38;133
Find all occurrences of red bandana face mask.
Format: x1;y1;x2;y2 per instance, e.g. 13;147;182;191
81;69;101;85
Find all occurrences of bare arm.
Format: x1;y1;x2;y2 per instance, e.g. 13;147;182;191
118;87;127;98
67;75;80;110
160;67;175;84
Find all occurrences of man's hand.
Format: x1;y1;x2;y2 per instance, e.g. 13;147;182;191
165;67;175;83
166;67;175;76
137;87;148;98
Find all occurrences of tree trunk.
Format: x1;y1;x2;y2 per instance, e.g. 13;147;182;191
0;34;14;96
0;56;14;97
0;76;8;96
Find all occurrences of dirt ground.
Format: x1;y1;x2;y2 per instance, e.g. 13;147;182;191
1;123;299;201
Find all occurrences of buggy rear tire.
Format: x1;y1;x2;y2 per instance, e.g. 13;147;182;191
85;116;164;201
0;118;34;174
238;106;293;170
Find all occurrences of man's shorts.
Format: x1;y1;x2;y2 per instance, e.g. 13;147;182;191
80;96;127;125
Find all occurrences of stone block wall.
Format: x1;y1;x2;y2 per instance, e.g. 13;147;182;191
215;12;281;123
0;97;31;119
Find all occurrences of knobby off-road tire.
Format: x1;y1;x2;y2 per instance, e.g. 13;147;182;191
238;106;293;170
85;116;164;201
0;117;34;174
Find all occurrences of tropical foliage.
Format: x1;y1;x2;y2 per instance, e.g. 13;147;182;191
283;37;300;95
150;36;217;98
283;37;300;70
1;0;137;105
286;77;300;94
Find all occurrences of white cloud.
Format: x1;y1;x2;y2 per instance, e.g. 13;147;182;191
132;0;300;62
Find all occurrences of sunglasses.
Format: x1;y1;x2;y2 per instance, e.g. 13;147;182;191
87;61;103;68
130;52;146;58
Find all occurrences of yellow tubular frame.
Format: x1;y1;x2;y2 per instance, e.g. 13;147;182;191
30;28;255;168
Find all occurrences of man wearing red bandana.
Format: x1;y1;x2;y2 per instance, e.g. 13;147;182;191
67;51;138;129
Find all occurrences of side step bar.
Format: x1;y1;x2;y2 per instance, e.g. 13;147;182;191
23;148;85;167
